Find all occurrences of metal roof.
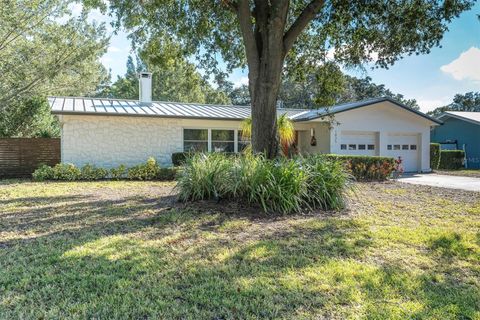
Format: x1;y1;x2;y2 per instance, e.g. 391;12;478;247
48;96;440;124
48;96;310;121
438;111;480;126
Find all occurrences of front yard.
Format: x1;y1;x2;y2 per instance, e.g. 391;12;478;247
0;180;479;319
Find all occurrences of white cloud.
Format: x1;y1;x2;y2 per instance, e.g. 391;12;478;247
440;47;480;81
233;76;249;88
417;97;451;113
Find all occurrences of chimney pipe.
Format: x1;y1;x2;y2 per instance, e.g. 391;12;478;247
138;72;152;104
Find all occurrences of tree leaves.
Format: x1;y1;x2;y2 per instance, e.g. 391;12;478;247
0;0;109;106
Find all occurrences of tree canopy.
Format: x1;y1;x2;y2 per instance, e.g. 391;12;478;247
87;0;475;156
427;92;480;117
228;69;419;110
0;0;110;137
99;41;230;104
0;0;109;105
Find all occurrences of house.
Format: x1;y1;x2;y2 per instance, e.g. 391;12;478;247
48;72;441;172
432;111;480;169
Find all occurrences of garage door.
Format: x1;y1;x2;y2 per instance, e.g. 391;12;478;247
387;133;419;172
339;131;377;156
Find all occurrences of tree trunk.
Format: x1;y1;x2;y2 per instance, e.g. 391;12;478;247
250;66;283;158
234;0;324;159
248;2;288;158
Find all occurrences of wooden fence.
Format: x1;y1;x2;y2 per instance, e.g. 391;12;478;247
0;138;60;178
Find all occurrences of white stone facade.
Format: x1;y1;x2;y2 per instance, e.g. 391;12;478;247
59;115;184;167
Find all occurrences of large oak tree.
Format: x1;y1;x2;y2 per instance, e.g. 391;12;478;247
93;0;473;158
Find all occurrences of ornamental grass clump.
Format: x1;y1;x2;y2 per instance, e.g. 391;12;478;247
176;153;352;214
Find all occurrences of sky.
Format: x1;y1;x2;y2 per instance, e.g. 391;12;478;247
82;2;480;113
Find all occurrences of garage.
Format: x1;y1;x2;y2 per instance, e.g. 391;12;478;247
386;133;420;172
339;131;377;156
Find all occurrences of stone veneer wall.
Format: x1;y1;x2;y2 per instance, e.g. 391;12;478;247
60;115;183;167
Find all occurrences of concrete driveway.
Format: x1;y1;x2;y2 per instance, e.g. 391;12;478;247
397;173;480;192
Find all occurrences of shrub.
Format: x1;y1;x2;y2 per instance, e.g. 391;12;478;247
430;143;441;170
438;150;465;170
127;157;160;180
323;154;396;181
110;164;127;180
52;163;81;181
32;158;176;181
32;164;54;181
176;153;352;214
172;152;189;166
80;164;108;180
172;152;238;166
157;167;178;181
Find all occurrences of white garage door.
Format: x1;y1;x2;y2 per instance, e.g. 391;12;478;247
339;131;377;156
387;133;419;172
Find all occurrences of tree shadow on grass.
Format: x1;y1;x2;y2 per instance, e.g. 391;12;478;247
0;189;374;319
1;189;479;319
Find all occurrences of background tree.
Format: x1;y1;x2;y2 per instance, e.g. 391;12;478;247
228;85;252;106
0;0;109;137
0;97;60;138
100;41;230;104
340;76;419;110
89;0;473;157
227;68;419;110
427;92;480;117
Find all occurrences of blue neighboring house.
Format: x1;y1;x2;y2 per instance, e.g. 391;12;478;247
431;111;480;169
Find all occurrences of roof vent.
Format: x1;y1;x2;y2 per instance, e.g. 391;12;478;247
138;72;152;104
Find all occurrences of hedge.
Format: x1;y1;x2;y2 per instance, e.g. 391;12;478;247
172;152;238;166
323;154;397;181
438;150;465;170
32;158;178;181
430;143;441;170
173;152;397;181
172;152;189;166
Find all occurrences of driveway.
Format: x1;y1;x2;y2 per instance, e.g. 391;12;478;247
397;173;480;192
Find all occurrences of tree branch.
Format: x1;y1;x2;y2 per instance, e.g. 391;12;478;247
236;0;260;100
283;0;325;55
221;0;237;12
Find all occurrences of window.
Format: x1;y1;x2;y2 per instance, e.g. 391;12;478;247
387;145;392;150
184;129;208;152
212;129;234;152
410;144;417;150
368;144;375;150
340;144;347;150
394;145;401;150
348;144;356;150
402;144;409;150
358;144;366;150
238;130;251;151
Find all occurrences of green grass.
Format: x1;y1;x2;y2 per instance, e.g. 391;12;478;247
0;180;479;319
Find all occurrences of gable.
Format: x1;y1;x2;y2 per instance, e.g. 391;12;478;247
332;101;435;130
298;97;441;125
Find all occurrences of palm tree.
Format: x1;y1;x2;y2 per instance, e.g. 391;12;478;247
240;113;295;156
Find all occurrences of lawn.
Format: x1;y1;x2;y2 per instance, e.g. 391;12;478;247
0;180;479;319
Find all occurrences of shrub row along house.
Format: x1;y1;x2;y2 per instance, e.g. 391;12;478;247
49;72;441;172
